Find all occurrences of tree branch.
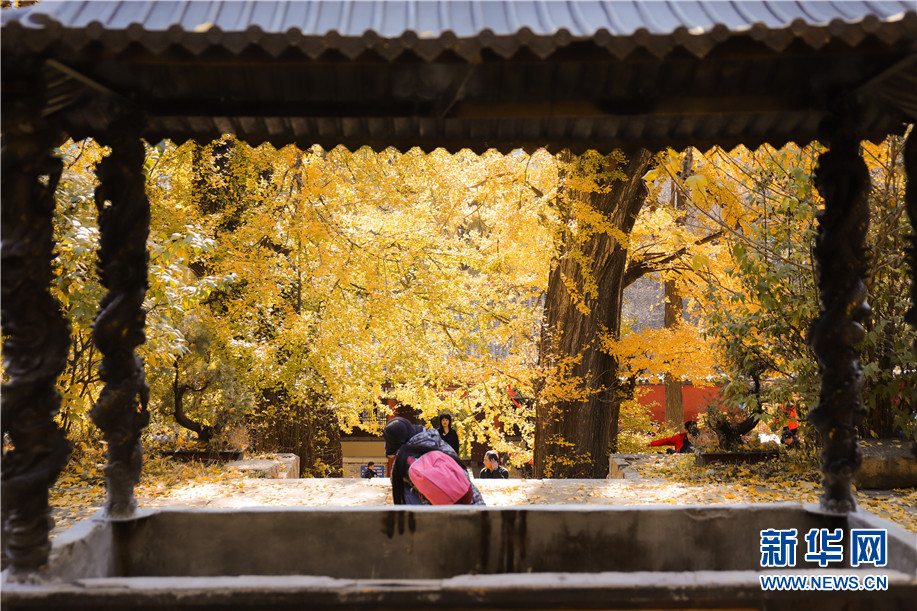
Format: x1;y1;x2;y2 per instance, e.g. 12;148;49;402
623;229;725;288
172;359;214;443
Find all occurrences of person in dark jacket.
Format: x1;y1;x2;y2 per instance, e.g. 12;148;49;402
479;450;509;479
436;413;460;455
362;461;377;478
383;417;484;505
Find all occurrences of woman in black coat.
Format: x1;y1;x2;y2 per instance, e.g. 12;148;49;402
436;413;460;455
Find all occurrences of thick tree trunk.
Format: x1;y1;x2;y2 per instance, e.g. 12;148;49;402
663;150;692;426
663;280;684;425
712;415;759;451
535;149;653;478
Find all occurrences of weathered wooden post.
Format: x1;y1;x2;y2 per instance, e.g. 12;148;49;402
905;131;916;335
807;110;872;513
905;131;917;437
0;63;72;575
89;112;152;518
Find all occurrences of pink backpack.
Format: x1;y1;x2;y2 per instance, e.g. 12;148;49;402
407;451;472;505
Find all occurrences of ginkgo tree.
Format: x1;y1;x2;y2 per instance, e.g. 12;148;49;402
590;149;729;455
51;128;913;483
532;149;661;478
53;135;703;479
156;139;560;472
653;136;917;442
597;135;915;457
47;136;563;474
607;149;727;389
50;138;235;458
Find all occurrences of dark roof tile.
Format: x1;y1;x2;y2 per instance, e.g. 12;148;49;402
3;1;915;153
4;1;915;58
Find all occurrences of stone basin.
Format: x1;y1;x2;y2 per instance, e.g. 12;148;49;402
2;503;915;610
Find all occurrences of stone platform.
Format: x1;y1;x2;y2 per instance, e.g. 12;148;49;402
4;502;915;610
854;440;917;490
226;453;300;479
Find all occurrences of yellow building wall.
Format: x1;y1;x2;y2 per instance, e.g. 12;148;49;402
341;440;385;456
342;439;387;477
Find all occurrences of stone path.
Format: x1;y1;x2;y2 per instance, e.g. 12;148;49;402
46;478;753;538
49;457;917;538
138;477;697;509
53;476;914;517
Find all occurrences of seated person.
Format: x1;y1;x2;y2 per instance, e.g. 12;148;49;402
479;450;509;479
649;420;699;454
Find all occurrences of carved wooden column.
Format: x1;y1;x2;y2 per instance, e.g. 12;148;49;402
89;114;151;518
0;69;72;575
807;114;871;513
905;131;916;334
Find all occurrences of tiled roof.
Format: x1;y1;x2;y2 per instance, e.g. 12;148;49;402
4;1;915;59
3;1;916;153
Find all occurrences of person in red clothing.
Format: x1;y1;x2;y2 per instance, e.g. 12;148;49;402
649;421;699;454
776;406;799;446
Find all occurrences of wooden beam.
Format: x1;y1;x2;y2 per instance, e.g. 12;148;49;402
451;95;804;119
144;93;805;121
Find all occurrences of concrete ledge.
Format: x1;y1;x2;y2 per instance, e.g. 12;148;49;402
228;454;299;479
854;440;917;490
606;454;643;480
273;453;300;479
3;570;915;610
3;504;914;610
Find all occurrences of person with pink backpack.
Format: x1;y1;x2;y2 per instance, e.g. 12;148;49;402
383;417;484;505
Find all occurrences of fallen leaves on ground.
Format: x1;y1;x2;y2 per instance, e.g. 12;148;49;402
49;446;251;534
48;447;916;537
632;452;916;533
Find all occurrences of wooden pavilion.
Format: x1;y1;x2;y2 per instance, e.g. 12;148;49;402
2;1;916;599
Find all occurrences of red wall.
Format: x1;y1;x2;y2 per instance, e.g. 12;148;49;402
635;384;721;423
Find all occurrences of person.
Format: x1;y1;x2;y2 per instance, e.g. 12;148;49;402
362;461;377;479
649;420;699;454
776;406;800;446
383;416;484;505
436;412;460;455
479;450;509;479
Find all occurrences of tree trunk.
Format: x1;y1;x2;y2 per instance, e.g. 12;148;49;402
172;360;214;443
663;280;684;425
300;402;344;477
535;149;653;478
712;415;759;451
248;389;343;477
861;350;896;438
663;150;692;426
